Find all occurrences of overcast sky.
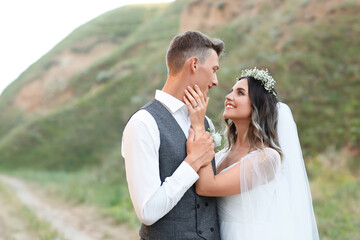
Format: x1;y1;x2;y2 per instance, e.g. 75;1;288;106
0;0;174;95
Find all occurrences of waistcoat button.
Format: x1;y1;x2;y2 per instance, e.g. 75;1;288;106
210;227;214;232
205;202;209;207
198;230;203;234
196;204;200;209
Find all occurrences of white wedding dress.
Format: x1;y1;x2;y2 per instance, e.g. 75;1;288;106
216;103;319;240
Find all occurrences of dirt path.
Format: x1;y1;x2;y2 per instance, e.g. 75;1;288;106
0;177;45;240
0;175;138;240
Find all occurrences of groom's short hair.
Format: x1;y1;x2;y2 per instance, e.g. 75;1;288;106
166;30;224;76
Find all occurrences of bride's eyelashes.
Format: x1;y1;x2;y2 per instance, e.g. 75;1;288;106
228;88;244;95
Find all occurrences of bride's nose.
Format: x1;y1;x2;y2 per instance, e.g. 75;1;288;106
225;92;233;100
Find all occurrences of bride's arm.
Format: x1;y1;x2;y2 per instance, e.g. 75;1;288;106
197;149;281;196
196;149;280;196
196;162;241;196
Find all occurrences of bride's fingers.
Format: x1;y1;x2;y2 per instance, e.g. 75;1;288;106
185;89;199;108
183;96;194;112
194;85;206;106
186;86;203;108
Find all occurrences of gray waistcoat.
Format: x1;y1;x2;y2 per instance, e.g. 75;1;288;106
138;99;220;240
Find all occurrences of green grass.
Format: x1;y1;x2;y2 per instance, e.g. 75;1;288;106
308;159;360;239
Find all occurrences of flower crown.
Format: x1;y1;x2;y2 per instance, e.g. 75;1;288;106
237;67;276;96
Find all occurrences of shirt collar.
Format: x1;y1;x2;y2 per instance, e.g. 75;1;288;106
155;90;187;114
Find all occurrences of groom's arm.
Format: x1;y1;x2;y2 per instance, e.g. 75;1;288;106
122;110;200;226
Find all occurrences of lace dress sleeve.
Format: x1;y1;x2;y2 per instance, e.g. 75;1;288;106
240;148;281;193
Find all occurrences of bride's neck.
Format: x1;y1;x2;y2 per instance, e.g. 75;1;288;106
233;121;250;151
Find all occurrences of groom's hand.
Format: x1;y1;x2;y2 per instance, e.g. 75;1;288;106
185;128;215;172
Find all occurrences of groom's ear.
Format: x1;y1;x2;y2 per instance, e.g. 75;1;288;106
189;57;199;73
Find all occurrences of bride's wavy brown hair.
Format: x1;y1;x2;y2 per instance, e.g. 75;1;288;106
224;76;283;158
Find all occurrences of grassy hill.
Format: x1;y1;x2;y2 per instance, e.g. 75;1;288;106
0;0;359;170
0;1;186;169
0;0;359;238
0;3;169;141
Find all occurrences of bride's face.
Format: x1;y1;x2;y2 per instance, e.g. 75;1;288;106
223;79;252;121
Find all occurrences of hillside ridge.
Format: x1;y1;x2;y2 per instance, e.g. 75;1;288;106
0;0;359;171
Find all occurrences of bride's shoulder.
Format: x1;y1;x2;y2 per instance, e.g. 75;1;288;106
264;147;280;157
251;147;281;163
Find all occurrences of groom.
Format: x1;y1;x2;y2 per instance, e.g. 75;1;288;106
122;31;224;239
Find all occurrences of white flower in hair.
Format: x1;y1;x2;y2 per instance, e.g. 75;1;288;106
238;67;277;96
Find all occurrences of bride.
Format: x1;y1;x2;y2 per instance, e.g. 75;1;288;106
184;68;319;240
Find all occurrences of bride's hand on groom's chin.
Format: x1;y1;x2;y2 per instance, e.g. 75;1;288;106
183;85;209;133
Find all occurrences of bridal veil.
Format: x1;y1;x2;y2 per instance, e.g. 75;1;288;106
237;102;320;239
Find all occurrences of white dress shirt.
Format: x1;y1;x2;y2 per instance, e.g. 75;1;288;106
121;90;215;225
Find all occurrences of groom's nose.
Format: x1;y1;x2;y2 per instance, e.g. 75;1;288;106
212;76;218;87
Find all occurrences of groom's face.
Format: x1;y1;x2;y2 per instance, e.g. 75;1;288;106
194;50;219;97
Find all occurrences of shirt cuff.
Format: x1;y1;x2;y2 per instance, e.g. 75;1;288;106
173;161;199;189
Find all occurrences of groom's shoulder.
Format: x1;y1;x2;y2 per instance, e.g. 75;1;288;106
123;109;159;141
125;99;157;125
126;109;155;127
